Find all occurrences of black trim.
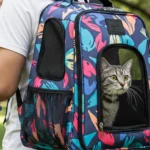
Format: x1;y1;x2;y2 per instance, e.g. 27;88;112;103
4;88;22;124
103;124;148;133
16;88;23;108
3;99;10;124
60;0;112;7
97;44;150;131
28;86;72;95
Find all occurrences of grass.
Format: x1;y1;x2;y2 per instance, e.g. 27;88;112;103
0;102;6;150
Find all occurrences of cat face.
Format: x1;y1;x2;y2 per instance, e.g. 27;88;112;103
101;57;133;96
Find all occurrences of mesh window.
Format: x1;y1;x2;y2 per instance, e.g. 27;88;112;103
37;19;65;80
98;45;149;128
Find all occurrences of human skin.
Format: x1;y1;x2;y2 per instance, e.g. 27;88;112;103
0;0;3;6
0;48;25;101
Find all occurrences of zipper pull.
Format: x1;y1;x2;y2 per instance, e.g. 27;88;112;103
99;122;104;138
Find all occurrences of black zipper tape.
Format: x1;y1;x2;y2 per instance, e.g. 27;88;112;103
104;124;148;133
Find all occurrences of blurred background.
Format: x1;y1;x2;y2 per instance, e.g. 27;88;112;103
111;0;150;34
0;0;150;150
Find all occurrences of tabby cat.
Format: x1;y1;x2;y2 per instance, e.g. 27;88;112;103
101;57;133;127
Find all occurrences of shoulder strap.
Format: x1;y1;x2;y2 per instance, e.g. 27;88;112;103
16;88;22;108
3;88;22;124
3;99;10;124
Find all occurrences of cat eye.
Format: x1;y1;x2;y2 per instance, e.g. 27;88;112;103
124;75;129;80
111;75;117;80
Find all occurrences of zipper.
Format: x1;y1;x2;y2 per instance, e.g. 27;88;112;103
75;8;150;148
99;122;104;138
96;44;150;135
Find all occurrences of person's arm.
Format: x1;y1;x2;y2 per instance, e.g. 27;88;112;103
0;48;25;101
0;0;3;6
0;0;38;101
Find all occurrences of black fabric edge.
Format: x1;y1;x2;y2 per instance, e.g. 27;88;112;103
28;86;72;95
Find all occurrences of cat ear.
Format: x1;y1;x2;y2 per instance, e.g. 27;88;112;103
101;57;111;71
123;59;133;71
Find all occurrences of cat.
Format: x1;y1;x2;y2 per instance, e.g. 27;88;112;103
101;57;133;127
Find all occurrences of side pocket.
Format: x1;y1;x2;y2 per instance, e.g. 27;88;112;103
18;91;40;148
19;87;72;149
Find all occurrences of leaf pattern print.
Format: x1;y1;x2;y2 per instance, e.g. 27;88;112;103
98;131;115;146
30;119;39;141
36;94;46;118
65;48;74;70
138;38;148;55
143;130;150;143
109;35;121;44
82;15;101;32
138;28;149;55
83;60;96;77
120;34;135;46
62;8;74;19
37;23;44;39
42;81;58;90
95;33;106;52
88;110;98;131
32;60;37;68
90;13;105;26
34;77;42;88
48;3;60;14
140;28;147;38
69;21;74;39
81;28;96;52
64;72;69;88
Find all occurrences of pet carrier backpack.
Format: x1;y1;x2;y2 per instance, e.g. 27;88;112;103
17;0;150;149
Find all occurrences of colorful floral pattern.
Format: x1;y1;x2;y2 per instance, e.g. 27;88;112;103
18;1;150;150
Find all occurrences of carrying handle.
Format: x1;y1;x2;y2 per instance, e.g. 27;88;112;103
99;0;112;7
61;0;112;7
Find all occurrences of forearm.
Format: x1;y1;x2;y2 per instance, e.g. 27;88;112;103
0;48;25;101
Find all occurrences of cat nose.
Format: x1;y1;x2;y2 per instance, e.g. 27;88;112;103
120;83;125;87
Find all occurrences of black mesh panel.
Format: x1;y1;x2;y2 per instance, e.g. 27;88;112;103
37;18;65;80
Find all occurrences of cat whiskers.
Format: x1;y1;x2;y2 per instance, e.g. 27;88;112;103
127;89;138;111
130;88;143;102
127;87;143;111
131;85;143;93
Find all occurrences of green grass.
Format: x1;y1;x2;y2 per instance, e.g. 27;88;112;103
0;102;6;150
